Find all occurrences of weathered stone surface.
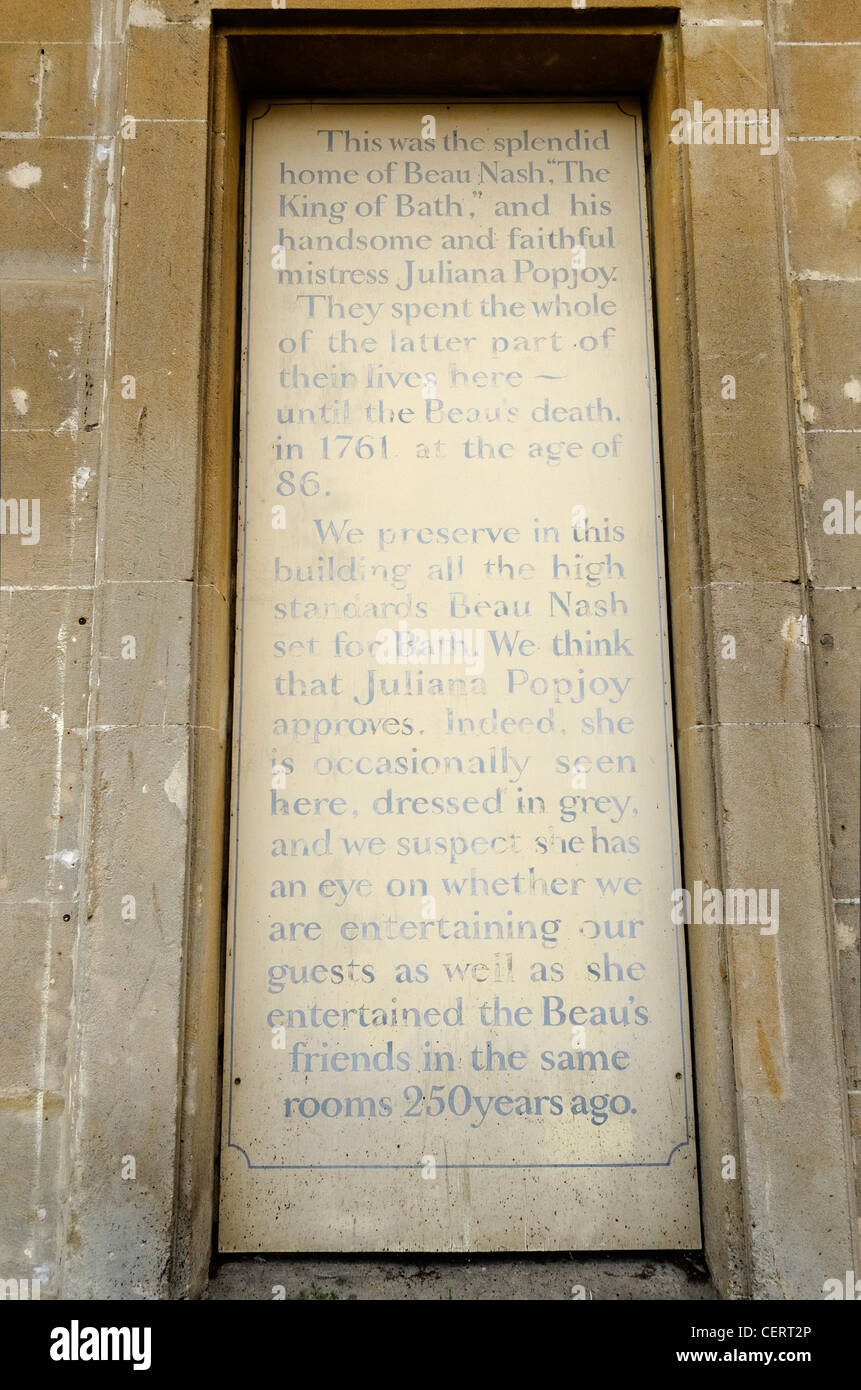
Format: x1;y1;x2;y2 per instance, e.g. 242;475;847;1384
810;590;861;728
1;0;94;42
783;142;861;279
775;44;860;138
681;26;801;583
125;22;209;120
100;121;207;584
0;588;92;737
0;726;86;904
38;43;107;138
94;580;194;730
835;904;860;1090
716;722;855;1293
0;1095;64;1288
709;582;810;725
668;584;712;734
0;43;44;133
773;0;861;42
819;726;859;902
0;432;98;588
207;1252;718;1300
0;904;73;1097
0;139;107;272
0;0;857;1301
0;283;101;434
802;433;861;587
63;725;191;1299
796;281;861;430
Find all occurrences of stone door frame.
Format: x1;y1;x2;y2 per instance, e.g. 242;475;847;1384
61;5;857;1300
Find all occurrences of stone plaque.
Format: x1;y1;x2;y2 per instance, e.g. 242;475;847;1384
219;100;699;1251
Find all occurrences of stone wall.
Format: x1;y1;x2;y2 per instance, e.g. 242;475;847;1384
774;5;861;1230
0;0;857;1299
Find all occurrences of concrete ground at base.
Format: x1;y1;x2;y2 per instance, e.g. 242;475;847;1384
206;1252;717;1301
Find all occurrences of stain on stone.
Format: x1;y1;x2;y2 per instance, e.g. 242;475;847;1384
756;1019;782;1102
